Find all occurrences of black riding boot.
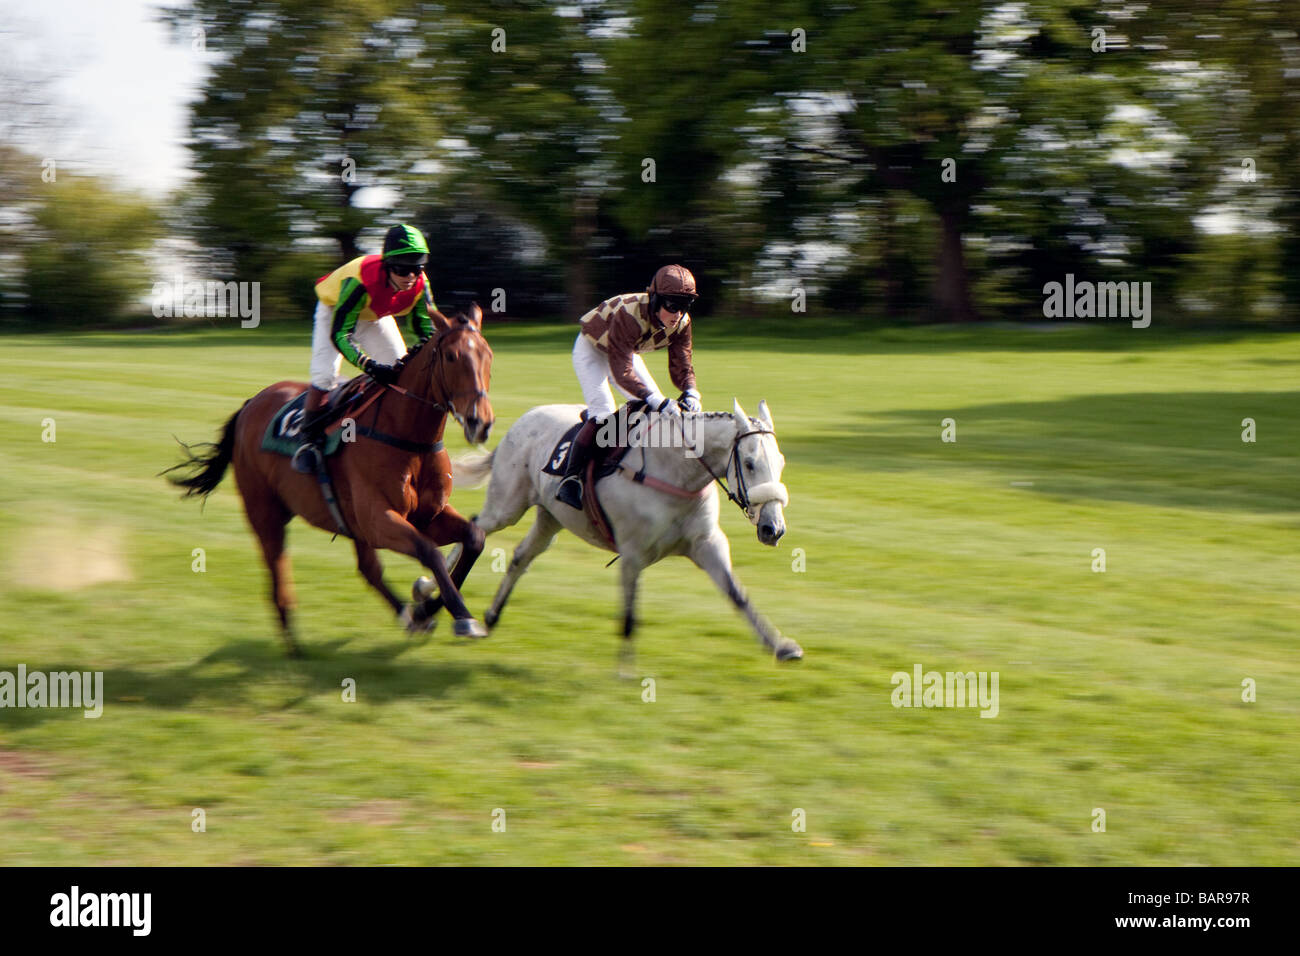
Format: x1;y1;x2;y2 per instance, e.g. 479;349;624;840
290;386;330;474
555;416;601;509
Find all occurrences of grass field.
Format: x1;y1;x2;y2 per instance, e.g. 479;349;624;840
1;317;1297;865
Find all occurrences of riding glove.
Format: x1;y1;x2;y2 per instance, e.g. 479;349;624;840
362;358;399;385
644;392;681;417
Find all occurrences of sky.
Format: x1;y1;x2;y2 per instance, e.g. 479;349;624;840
5;0;203;197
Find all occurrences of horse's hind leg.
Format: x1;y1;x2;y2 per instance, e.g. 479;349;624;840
353;539;406;622
243;493;301;658
484;506;561;630
688;530;802;662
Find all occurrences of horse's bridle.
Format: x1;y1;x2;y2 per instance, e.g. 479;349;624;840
342;321;488;454
386;321;489;426
682;418;777;518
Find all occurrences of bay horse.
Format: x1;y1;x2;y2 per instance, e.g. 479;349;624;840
448;399;803;665
166;305;493;656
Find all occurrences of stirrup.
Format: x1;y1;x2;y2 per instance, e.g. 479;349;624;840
556;474;584;509
290;442;323;474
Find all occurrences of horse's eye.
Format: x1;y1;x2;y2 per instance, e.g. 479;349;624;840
745;460;755;472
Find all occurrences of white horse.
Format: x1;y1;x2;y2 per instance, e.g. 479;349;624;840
444;399;803;663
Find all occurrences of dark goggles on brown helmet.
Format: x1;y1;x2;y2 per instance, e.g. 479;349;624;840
659;294;696;314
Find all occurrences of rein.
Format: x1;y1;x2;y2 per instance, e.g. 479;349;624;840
618;415;774;517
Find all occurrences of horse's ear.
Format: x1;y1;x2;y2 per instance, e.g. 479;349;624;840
466;302;483;328
758;400;773;430
733;399;748;431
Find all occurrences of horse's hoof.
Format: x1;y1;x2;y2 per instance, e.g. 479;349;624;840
412;576;435;601
484;608;499;630
401;604;437;634
453;618;487;639
775;641;803;662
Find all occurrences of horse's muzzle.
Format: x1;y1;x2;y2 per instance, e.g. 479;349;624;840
756;501;785;547
464;416;493;446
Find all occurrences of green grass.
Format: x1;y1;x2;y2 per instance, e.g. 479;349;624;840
1;318;1297;865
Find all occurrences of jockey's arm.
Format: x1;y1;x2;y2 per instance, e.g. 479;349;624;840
667;319;697;395
331;277;373;369
606;313;653;402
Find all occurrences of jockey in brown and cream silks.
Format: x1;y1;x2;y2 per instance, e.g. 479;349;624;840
555;264;702;509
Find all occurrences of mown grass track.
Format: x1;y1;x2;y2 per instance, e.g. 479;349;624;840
1;319;1297;864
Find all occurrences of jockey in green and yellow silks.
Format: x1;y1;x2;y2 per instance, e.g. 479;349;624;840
292;224;450;473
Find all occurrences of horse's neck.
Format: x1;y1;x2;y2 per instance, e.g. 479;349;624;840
378;347;446;438
641;414;737;489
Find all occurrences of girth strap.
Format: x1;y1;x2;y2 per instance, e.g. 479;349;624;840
315;460;353;539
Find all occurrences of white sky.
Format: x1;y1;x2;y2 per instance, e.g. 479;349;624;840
5;0;203;197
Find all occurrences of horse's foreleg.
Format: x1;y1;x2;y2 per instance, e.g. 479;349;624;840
689;531;803;662
360;509;485;638
484;506;561;630
617;556;643;679
353;539;406;621
411;506;485;625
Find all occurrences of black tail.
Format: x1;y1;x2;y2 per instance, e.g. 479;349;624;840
163;404;245;501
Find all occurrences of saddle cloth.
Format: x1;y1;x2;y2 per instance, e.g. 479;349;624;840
260;390;349;458
541;405;640;479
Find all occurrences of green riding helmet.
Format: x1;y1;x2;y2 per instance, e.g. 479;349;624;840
382;223;429;267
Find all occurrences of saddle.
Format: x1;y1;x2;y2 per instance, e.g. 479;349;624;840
260;379;370;459
542;403;648;551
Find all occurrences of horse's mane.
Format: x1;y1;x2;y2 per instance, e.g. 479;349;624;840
644;409;763;426
402;313;478;363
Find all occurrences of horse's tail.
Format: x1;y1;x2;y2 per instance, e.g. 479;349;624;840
452;447;496;488
163;403;246;500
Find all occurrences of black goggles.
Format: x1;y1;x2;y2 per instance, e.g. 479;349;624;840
659;294;695;314
388;261;426;277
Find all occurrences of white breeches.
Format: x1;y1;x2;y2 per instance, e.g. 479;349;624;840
571;333;662;420
309;300;407;390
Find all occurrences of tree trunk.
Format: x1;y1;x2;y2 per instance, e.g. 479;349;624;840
933;206;977;322
335;167;360;263
878;193;909;316
566;192;596;317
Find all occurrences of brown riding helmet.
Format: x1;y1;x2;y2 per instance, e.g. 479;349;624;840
647;264;698;297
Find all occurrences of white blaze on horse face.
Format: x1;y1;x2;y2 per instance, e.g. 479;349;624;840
744;433;789;518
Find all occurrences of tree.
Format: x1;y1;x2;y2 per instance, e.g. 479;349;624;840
163;0;450;283
20;171;160;326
